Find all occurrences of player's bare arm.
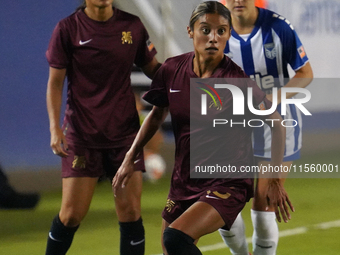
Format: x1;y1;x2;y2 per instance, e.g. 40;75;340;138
267;62;313;103
265;111;294;222
112;106;168;193
141;57;162;79
265;111;285;168
46;67;68;157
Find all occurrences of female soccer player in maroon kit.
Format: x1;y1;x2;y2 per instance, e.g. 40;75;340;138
113;1;293;255
45;0;160;254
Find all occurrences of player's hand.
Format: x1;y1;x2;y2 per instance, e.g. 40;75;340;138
50;127;68;157
266;179;295;223
112;154;135;196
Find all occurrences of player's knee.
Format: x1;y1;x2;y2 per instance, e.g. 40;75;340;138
251;210;278;239
163;227;195;254
253;191;275;211
117;204;141;221
252;211;278;254
116;197;141;221
59;212;83;227
163;227;178;250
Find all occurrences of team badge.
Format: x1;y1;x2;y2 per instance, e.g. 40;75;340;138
258;101;267;110
298;45;306;58
146;39;154;52
264;43;276;59
165;199;175;212
72;156;86;169
122;31;133;44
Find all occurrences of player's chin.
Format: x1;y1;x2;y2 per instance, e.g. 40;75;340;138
97;0;113;7
205;49;224;59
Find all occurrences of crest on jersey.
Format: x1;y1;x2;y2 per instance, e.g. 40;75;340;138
165;199;175;212
72;155;86;169
264;43;276;59
122;31;133;44
258;101;267;110
298;46;306;59
146;39;154;52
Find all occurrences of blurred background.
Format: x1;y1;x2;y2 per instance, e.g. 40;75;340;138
0;1;339;254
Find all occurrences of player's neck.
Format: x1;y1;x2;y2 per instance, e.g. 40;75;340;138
232;7;258;35
193;54;222;78
84;6;113;21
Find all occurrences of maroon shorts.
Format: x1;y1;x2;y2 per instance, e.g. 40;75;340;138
61;143;145;179
162;186;249;230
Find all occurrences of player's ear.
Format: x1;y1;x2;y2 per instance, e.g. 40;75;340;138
226;28;231;41
187;26;193;39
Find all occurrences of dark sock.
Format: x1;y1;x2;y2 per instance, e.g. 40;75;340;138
119;217;145;255
163;227;202;255
45;214;79;255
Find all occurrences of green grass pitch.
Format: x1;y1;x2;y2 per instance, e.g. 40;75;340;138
1;149;339;254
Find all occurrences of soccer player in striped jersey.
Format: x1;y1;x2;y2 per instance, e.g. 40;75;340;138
219;1;313;255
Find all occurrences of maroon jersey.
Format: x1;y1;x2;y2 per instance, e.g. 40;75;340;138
143;52;272;201
46;7;157;148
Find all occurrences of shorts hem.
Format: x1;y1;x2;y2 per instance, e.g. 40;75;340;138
255;150;300;162
161;213;174;225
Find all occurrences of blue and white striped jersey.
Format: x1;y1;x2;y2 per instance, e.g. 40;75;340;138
224;8;309;160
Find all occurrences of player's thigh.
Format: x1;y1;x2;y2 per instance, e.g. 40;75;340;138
60;177;99;226
59;144;106;225
114;170;143;222
253;161;293;211
169;201;225;240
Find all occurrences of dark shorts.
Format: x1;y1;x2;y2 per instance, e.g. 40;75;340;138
162;186;249;230
61;144;145;179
